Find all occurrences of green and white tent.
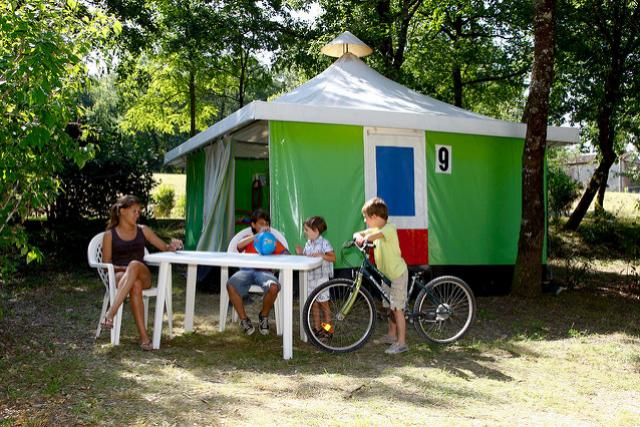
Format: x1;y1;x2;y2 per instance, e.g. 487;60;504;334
165;32;579;288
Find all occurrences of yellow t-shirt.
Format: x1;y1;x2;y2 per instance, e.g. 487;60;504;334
365;223;407;280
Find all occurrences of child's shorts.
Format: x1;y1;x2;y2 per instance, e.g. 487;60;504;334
227;269;280;297
381;269;408;310
308;276;331;303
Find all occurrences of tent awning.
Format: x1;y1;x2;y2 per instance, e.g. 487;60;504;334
164;100;580;165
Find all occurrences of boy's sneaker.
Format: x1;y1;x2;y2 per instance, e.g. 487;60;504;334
385;342;409;354
240;318;255;336
258;313;269;335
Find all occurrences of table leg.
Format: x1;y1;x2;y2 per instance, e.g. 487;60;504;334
167;264;173;339
299;271;308;342
219;266;229;332
152;261;169;350
283;268;293;360
184;264;197;332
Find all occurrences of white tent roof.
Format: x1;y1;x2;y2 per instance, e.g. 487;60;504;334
274;53;489;119
165;53;579;165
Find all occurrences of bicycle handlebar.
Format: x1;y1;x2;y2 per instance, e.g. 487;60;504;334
343;239;374;252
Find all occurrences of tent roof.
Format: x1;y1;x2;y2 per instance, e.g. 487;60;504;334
165;53;579;165
274;53;490;119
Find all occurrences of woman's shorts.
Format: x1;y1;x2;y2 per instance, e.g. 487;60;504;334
381;269;408;310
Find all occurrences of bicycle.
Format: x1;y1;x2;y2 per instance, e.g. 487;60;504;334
302;240;477;353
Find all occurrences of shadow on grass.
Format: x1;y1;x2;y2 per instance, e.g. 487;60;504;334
2;266;639;424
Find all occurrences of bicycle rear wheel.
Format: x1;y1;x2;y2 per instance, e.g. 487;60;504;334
413;275;476;344
302;278;377;353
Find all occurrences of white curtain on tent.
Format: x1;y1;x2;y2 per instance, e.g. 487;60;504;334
196;137;235;251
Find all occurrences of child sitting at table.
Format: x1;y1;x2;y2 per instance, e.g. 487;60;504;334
226;209;288;336
295;216;336;342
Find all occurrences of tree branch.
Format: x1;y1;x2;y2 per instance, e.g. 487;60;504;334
463;66;530;85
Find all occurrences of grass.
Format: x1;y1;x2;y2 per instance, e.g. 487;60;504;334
574;191;639;218
1;195;639;425
1;261;639;425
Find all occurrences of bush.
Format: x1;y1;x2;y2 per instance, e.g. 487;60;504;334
52;156;155;221
173;195;186;218
549;166;582;220
153;185;175;218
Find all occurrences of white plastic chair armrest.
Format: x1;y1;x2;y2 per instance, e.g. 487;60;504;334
90;261;115;273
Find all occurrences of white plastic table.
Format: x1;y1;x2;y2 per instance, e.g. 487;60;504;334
144;250;322;359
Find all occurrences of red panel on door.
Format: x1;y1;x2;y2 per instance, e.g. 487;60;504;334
398;229;428;265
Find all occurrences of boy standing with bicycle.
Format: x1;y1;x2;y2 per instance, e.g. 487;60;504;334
354;197;409;354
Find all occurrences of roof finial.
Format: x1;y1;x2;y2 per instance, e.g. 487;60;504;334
321;31;372;58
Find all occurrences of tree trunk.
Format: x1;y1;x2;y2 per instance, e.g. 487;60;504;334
565;155;616;229
238;49;247;108
452;16;463;107
512;0;555;298
565;156;615;229
452;63;463;107
189;69;196;137
375;0;396;77
564;48;622;230
595;175;608;212
393;0;422;72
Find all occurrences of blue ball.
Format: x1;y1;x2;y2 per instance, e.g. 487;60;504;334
254;231;277;255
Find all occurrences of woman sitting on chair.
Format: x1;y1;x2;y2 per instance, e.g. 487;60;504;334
100;195;183;351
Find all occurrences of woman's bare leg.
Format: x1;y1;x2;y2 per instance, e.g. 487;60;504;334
129;277;152;343
105;261;152;342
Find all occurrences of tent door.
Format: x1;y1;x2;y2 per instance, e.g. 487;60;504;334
233;158;269;233
363;127;428;265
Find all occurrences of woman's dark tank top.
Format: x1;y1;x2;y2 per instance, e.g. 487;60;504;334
111;226;146;266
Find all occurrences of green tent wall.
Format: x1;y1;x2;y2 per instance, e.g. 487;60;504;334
186;120;548;287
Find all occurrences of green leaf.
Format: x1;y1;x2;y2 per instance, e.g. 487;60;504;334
26;250;40;264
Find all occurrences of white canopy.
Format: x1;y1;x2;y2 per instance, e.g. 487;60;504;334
275;52;489;119
165;52;579;165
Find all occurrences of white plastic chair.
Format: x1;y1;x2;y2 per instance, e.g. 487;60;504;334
219;227;287;335
88;232;173;346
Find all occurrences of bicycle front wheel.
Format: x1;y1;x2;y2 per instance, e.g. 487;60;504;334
413;275;476;344
302;278;377;353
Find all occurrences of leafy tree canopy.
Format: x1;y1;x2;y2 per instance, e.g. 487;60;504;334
0;0;117;279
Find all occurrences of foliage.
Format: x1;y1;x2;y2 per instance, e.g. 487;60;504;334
557;247;595;290
0;0;116;280
557;0;640;228
548;166;582;220
50;74;156;221
109;0;287;141
403;0;532;117
277;0;532;119
152;185;175;218
173;195;187;218
575;212;640;260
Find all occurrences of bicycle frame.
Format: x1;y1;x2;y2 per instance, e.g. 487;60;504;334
338;243;392;318
340;242;447;321
302;240;476;352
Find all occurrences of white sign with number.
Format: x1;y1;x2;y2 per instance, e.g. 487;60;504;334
435;145;452;174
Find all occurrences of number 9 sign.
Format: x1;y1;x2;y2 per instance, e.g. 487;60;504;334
435;145;452;174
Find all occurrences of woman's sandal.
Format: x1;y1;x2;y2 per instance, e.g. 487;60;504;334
140;340;153;351
100;317;114;331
